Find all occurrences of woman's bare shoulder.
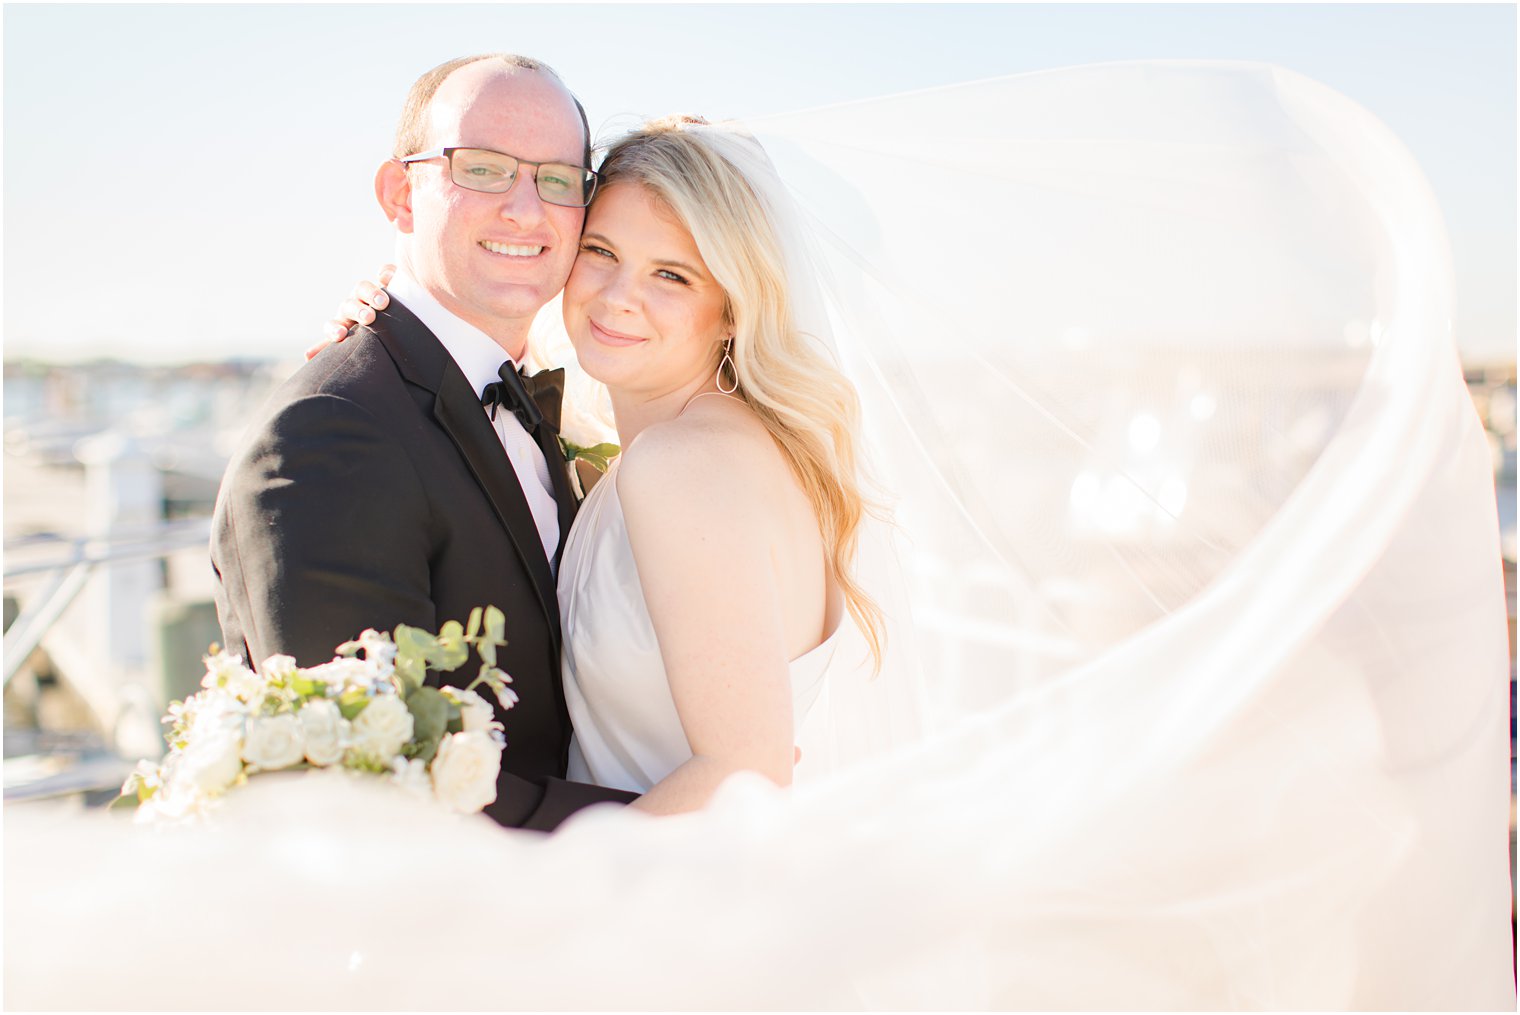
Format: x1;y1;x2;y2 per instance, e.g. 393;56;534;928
618;397;783;521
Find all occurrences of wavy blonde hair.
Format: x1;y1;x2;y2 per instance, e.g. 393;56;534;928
596;117;885;665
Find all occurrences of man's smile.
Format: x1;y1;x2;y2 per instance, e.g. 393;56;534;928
479;240;545;258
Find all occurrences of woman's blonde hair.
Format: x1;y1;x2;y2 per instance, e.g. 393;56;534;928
596;116;885;665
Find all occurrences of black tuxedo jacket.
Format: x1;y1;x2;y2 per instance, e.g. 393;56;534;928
210;298;636;830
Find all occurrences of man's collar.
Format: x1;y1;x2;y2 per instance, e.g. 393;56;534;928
385;266;519;397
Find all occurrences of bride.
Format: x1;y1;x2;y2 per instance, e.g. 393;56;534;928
553;118;896;808
5;62;1512;1009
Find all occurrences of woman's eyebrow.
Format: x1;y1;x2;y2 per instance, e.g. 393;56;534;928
652;257;706;277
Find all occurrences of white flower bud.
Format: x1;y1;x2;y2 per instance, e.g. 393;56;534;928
390;757;432;800
201;650;262;702
494;684;519;712
451;688;496;733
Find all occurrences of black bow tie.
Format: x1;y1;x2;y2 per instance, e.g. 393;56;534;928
481;364;564;436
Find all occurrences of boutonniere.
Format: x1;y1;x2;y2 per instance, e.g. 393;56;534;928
559;437;621;500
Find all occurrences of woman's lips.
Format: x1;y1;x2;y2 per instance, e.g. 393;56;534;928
588;319;646;347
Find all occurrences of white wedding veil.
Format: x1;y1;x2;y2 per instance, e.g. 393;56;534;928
6;62;1512;1010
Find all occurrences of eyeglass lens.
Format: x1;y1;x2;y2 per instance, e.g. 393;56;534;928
448;148;592;207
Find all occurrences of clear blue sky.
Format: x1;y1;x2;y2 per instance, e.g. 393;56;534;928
4;3;1514;364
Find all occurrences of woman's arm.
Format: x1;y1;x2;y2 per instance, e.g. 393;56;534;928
616;420;798;815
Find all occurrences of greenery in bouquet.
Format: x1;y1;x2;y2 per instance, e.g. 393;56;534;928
118;606;517;820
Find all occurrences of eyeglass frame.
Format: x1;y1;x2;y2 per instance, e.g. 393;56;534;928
396;146;600;208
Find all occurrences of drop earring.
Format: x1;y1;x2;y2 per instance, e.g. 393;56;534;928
717;337;739;394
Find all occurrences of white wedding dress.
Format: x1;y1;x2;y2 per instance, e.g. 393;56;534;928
559;453;844;793
6;62;1513;1011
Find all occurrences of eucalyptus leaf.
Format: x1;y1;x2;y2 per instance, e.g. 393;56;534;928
412;734;442;765
434;620;469;671
406;686;450;747
483;606;506;642
393;626;434;690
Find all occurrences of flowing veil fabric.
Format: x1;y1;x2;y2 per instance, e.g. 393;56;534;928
5;62;1512;1010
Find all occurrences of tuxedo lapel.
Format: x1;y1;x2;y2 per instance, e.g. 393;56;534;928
433;376;560;633
369;302;561;643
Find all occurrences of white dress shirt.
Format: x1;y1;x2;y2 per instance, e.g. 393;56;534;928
385;267;560;570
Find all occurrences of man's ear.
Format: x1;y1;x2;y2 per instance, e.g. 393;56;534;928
375;160;414;234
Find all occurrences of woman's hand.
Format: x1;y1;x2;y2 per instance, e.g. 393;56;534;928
304;264;397;360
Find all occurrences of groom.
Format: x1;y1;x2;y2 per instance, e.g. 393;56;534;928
211;54;635;830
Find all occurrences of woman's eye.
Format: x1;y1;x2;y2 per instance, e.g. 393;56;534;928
579;244;614;259
656;269;689;285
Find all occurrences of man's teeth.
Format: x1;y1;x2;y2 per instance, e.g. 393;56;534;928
481;241;544;257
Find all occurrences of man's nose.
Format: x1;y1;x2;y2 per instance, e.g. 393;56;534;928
496;169;549;229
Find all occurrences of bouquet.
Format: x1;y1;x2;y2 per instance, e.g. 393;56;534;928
119;606;517;820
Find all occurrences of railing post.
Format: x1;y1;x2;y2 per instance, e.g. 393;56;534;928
73;432;165;757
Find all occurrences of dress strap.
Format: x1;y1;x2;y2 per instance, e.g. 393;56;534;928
678;390;742;416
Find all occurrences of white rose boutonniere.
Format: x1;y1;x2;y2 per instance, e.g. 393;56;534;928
555;378;620;500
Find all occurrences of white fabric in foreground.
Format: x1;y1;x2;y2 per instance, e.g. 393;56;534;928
5;61;1512;1010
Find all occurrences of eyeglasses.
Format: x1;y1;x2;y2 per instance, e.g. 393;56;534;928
398;146;599;208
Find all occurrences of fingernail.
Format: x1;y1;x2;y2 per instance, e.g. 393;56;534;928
373;292;388;308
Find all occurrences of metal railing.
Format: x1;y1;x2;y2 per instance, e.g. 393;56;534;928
3;517;213;685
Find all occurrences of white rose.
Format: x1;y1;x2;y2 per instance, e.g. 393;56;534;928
298;699;347;767
429;731;502;813
241;713;306;771
175;727;244;797
451;688;496;733
350;694;414;760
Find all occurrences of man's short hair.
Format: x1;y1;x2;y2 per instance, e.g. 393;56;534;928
393;53;592;169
